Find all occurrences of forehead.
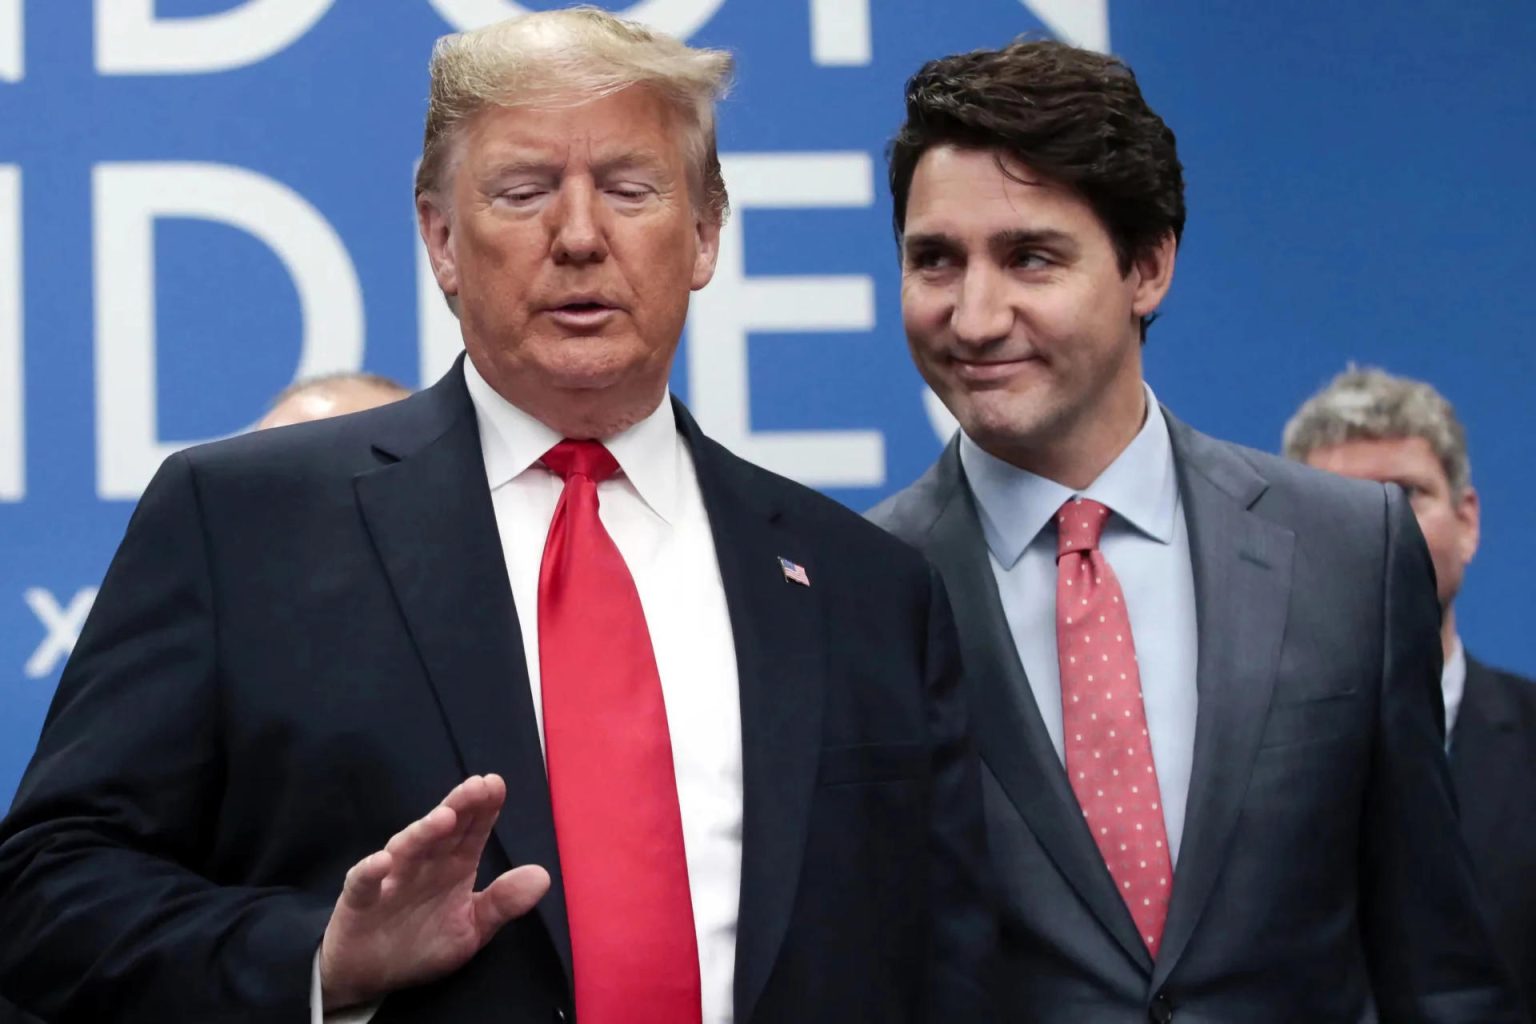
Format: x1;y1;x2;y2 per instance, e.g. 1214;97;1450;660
456;87;684;170
1306;435;1447;483
904;145;1097;235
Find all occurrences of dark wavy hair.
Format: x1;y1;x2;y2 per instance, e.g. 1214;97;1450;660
889;39;1185;279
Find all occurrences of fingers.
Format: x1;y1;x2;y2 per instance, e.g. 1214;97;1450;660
384;802;458;868
450;775;506;858
473;864;551;939
339;849;394;910
348;774;507;900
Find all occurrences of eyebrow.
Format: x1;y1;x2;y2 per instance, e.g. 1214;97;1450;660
477;152;672;183
476;158;560;184
902;228;1078;253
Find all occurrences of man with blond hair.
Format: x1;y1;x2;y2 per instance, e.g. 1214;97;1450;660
0;11;992;1023
1287;366;1536;1009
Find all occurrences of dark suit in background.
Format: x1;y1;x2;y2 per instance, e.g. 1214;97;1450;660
873;414;1522;1021
0;369;991;1022
1454;656;1536;1009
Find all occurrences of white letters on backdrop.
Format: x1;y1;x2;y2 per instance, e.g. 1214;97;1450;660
0;0;20;82
428;0;871;66
93;163;365;499
0;166;20;501
1022;0;1109;52
95;0;338;74
688;152;883;488
24;588;97;680
809;0;869;66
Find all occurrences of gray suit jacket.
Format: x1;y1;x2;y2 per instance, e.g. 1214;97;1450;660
871;410;1524;1023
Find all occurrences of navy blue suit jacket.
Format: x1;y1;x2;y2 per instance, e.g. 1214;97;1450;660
0;364;993;1022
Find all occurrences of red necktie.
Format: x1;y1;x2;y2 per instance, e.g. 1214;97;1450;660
1055;497;1173;957
538;440;701;1024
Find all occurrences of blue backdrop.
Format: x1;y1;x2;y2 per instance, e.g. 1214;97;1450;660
3;0;1533;804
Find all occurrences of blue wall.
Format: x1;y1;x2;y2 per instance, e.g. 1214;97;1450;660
2;0;1532;803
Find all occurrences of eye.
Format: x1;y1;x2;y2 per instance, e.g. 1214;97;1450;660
606;184;655;202
496;188;547;206
907;248;956;272
1010;249;1052;270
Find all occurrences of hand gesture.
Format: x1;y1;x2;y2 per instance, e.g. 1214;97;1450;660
318;774;551;1011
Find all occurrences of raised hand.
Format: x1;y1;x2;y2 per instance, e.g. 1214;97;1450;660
317;774;551;1011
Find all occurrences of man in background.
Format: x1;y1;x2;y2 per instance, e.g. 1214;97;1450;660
257;372;412;429
1287;365;1536;1005
869;37;1522;1020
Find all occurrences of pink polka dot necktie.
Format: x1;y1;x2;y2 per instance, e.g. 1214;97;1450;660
1055;496;1173;957
538;440;702;1024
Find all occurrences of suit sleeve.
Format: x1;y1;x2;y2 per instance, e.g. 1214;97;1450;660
920;566;1000;1021
1359;486;1528;1022
0;453;332;1021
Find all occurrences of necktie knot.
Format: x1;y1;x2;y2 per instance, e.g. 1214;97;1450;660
543;439;620;484
1056;496;1112;558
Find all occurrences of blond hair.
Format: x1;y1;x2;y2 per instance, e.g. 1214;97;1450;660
415;6;733;223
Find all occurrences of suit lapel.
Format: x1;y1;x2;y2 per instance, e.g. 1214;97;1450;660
352;365;573;983
670;405;828;1024
1150;415;1295;990
924;442;1155;973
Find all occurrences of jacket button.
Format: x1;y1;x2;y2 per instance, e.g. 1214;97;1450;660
1148;991;1173;1023
554;1009;568;1023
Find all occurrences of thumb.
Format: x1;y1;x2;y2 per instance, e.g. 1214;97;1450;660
473;864;552;940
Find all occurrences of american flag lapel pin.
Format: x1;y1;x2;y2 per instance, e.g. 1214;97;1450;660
778;556;810;587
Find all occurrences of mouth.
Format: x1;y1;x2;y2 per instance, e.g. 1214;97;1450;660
949;354;1041;383
544;299;621;329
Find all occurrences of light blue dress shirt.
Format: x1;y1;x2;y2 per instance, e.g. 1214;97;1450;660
959;389;1199;864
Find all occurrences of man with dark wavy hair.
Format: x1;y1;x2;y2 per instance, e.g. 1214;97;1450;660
871;39;1523;1021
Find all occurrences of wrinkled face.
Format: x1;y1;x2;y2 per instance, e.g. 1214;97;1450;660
900;145;1173;481
418;86;720;438
1304;436;1479;606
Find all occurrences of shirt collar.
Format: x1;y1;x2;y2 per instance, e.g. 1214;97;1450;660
461;356;682;524
958;384;1179;569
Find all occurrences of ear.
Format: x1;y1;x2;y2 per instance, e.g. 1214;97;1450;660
417;192;460;298
1130;230;1177;321
1454;484;1480;566
690;213;722;291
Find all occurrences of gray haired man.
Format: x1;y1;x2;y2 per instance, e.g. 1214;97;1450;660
1287;366;1536;1007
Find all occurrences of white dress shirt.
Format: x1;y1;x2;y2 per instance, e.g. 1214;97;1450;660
1443;634;1467;750
316;359;743;1023
958;387;1200;864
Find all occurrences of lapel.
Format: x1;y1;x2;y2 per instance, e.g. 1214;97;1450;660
1150;413;1295;991
921;441;1155;973
351;361;573;984
1450;655;1521;853
669;403;829;1024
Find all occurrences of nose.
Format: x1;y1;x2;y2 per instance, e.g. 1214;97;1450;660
950;264;1013;347
550;179;609;266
